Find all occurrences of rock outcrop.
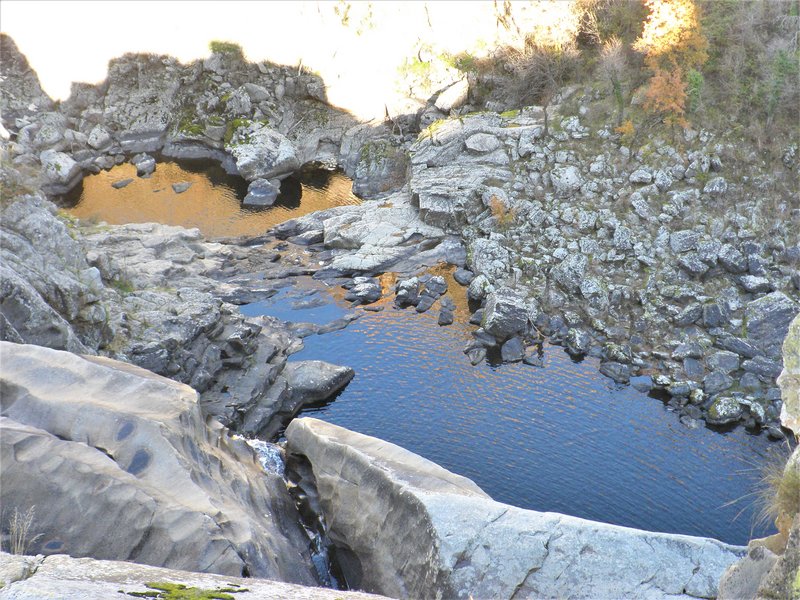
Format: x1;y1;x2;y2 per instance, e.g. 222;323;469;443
0;342;316;583
777;313;800;435
286;417;745;599
0;553;385;600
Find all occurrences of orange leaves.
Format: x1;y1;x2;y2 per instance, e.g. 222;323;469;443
634;0;707;127
643;67;688;127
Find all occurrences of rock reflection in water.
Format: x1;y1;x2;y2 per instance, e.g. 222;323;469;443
244;274;776;546
64;160;360;238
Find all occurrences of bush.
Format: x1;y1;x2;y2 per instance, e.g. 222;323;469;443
208;40;243;57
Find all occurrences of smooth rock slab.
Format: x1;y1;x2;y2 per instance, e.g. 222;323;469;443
0;342;316;583
286;418;745;600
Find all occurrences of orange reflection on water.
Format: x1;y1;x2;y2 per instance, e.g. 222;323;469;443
67;161;360;238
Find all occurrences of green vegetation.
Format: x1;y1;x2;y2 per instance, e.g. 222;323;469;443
124;581;248;599
471;0;797;157
208;40;243;58
110;277;136;295
757;449;800;534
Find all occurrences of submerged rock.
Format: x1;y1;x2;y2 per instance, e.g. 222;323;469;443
0;342;316;583
286;418;745;600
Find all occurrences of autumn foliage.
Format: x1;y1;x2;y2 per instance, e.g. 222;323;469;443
633;0;708;128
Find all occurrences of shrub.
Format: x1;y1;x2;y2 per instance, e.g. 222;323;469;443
208;40;243;58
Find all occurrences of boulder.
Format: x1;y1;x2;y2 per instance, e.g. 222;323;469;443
286;418;745;600
706;396;742;425
549;165;583;197
482;287;530;341
745;292;799;360
0;342;316;583
38;150;81;194
229;124;300;181
171;181;191;194
777;313;800;434
434;78;469;112
0;553;383;600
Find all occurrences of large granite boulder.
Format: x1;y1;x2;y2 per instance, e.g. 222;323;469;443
0;553;384;600
0;342;316;583
777;313;800;435
228;123;300;181
286;418;745;600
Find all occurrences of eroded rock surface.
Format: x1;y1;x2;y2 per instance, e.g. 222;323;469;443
286;417;745;600
0;553;384;600
0;342;316;582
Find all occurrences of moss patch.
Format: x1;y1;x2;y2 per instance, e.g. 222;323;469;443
124;581;248;599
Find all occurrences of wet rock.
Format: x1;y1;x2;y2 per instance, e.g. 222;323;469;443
600;361;631;384
111;178;133;189
466;347;486;365
243;178;280;207
344;276;382;305
438;296;455;326
706;396;743;425
171;181;191;194
131;153;156;176
565;327;591;357
395;277;421;307
500;336;525;362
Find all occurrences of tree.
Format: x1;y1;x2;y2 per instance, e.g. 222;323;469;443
504;40;579;136
633;0;708;128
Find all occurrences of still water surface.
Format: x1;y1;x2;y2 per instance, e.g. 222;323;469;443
66;160;778;546
242;277;779;546
64;159;360;238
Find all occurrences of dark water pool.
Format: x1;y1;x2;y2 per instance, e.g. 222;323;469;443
242;276;780;546
63;159;360;238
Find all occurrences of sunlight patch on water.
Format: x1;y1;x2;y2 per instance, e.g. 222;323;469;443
65;160;360;238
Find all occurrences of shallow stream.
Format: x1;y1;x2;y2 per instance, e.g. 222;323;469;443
67;160;779;546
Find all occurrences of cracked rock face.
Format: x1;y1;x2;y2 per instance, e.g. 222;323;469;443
286;417;745;600
0;342;316;584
